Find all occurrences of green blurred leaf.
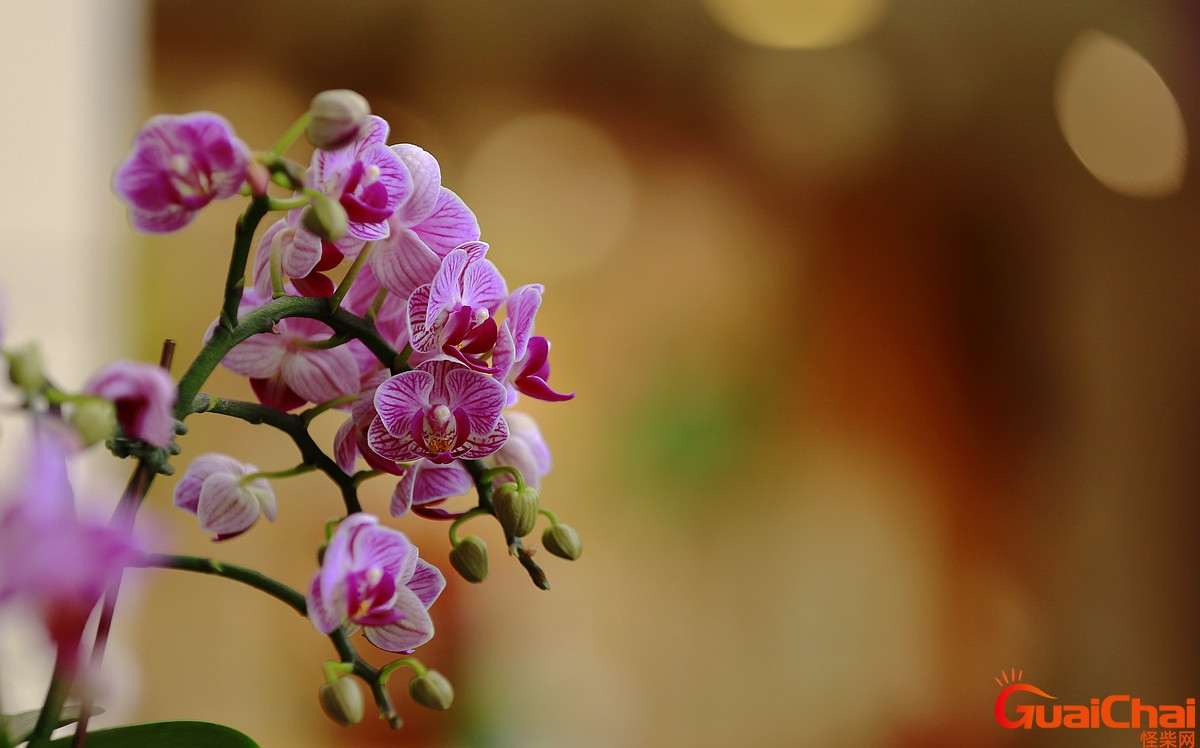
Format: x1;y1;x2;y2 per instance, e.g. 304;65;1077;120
46;720;258;747
3;704;104;745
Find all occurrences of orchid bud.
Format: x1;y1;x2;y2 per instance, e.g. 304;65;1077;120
319;676;364;726
5;342;44;391
306;90;370;151
301;196;348;242
409;670;454;711
449;536;489;583
542;523;582;561
70;398;117;447
492;483;539;538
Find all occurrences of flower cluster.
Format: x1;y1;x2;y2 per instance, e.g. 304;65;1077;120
0;89;582;745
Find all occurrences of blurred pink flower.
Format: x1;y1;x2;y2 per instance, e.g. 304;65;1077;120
0;429;143;666
113;112;249;233
83;360;177;448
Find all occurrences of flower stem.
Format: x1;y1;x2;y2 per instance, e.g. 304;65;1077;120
448;507;490;547
192;394;362;514
137;553;307;616
175;295;404;422
301;395;357;426
26;655;71;747
328;241;374;313
481;465;526;490
241;462;316;483
268;112;312;157
219;195;271;332
463;459;549;590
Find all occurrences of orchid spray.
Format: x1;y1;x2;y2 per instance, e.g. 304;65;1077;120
0;90;579;747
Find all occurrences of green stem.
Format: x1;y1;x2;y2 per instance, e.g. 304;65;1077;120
481;465;526;491
302;395;357;426
175;295;404;422
352;469;386;487
269;224;286;299
294;334;351;351
268;112;312;157
241;463;316;483
141;554;406;729
193;394;362;514
538;507;561;526
329;629;403;729
449;507;490;547
366;286;389;322
328;241;374;313
265;194;311;212
219;195;271;331
379;657;427;683
462;459;549;590
26;654;71;747
138;553;307;616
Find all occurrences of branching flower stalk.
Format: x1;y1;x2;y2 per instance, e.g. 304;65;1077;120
0;88;582;747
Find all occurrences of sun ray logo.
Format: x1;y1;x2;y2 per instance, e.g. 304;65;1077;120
993;668;1196;733
994;669;1057;729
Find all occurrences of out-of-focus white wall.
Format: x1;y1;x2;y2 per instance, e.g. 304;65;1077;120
0;0;147;725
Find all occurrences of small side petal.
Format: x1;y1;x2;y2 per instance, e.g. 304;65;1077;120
280;348;360;405
306;572;343;635
363;587;435;652
407;559;446;608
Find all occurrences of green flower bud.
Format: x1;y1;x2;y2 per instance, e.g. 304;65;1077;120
409;670;454;711
319;676;364;726
306;89;371;151
493;483;539;538
5;342;44;392
449;535;489;583
70;398;117;447
301;196;348;242
542;523;582;561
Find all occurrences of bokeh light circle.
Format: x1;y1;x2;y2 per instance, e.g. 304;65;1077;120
702;0;890;49
462;111;635;280
1055;29;1187;198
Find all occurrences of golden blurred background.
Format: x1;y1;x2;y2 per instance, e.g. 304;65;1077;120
4;0;1200;746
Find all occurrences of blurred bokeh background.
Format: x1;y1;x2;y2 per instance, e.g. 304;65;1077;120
3;1;1200;746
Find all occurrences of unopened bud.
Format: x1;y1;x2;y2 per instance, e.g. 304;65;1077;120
542;523;582;560
492;483;539;538
301;196;348;242
319;676;364;726
409;670;454;710
306;90;371;151
449;535;489;583
5;342;44;391
70;398;117;447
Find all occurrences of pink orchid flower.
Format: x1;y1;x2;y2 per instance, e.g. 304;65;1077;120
407;243;507;372
113;112;249;233
0;429;144;668
306;513;445;653
173;453;277;540
492;284;574;404
217;287;359;411
83;360;178;448
368;359;508;465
